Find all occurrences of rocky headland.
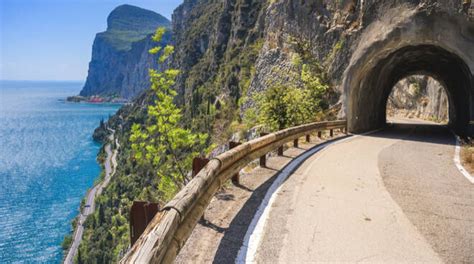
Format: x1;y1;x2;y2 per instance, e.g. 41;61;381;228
77;4;171;101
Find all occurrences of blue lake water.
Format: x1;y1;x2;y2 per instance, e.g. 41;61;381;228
0;81;120;263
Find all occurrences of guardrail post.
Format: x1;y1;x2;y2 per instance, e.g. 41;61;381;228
192;157;210;177
293;138;298;148
229;141;242;185
278;146;284;156
259;133;268;167
306;134;310;142
330;129;334;137
130;201;160;246
318;131;322;138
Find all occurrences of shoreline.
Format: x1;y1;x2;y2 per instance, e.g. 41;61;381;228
63;129;120;263
66;95;130;105
63;100;128;107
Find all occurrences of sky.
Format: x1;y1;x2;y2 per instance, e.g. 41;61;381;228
0;0;183;81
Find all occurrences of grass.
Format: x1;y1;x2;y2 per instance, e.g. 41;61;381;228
97;30;152;51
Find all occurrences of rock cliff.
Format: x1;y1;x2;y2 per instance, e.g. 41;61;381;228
79;5;171;100
387;76;449;122
168;0;470;126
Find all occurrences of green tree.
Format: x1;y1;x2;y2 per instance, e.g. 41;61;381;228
76;246;83;264
256;84;312;131
301;63;330;112
252;41;332;131
130;27;208;201
255;64;329;131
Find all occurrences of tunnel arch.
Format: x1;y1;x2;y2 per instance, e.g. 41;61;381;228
352;45;471;132
342;8;474;135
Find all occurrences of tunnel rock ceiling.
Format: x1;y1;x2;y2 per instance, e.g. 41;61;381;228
341;5;474;135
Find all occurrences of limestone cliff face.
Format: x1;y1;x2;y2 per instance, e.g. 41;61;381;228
247;0;468;103
112;0;468;123
171;0;267;114
387;76;449;122
79;5;170;100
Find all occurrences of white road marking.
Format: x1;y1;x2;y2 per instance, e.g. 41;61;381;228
453;136;474;184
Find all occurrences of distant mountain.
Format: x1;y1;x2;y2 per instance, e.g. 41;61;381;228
79;4;171;100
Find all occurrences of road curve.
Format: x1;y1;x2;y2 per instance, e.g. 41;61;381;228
251;122;473;263
64;131;118;263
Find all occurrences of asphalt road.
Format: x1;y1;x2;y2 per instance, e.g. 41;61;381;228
252;121;473;263
379;123;474;263
64;132;118;263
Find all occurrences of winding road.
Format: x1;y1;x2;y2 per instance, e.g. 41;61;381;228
64;130;119;263
242;120;474;263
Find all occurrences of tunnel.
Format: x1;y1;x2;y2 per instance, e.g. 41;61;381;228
347;45;473;135
342;7;474;136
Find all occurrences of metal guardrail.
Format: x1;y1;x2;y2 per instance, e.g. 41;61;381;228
120;120;347;263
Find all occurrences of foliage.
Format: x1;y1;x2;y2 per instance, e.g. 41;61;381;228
256;84;309;130
130;27;209;200
250;37;332;131
324;37;346;66
75;28;210;263
61;235;72;250
255;65;329;131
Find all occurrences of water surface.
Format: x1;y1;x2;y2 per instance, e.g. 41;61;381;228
0;81;120;263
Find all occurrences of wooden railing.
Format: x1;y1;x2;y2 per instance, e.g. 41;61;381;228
120;120;347;263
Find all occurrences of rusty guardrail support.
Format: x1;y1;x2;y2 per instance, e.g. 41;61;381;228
130;201;160;246
306;134;311;142
277;145;284;156
192;157;210;177
259;132;268;167
318;131;322;138
330;129;334;137
121;120;347;263
229;141;242;185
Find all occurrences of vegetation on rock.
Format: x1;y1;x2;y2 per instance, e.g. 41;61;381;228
246;37;337;131
99;4;170;51
130;28;209;200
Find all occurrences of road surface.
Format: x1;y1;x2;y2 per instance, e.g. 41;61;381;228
64;131;119;263
249;121;474;263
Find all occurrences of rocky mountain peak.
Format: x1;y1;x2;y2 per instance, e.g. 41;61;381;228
107;4;170;32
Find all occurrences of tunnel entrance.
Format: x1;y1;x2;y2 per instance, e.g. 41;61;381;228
386;75;449;124
347;45;473;135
